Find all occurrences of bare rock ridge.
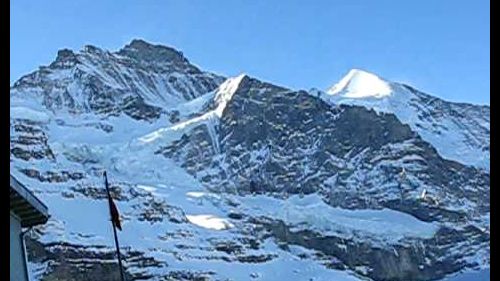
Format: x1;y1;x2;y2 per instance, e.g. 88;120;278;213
118;39;190;64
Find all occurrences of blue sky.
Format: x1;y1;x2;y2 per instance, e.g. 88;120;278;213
11;0;489;105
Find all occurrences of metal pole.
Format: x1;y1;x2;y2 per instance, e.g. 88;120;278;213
103;171;125;281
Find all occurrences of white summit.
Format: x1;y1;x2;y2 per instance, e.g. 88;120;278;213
320;68;490;171
327;69;392;98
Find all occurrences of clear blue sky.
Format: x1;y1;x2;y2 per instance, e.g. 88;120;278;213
11;0;489;105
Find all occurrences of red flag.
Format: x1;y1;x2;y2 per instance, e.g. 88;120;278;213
104;171;122;231
102;171;125;281
109;196;122;231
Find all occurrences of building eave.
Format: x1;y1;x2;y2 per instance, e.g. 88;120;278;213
10;175;49;227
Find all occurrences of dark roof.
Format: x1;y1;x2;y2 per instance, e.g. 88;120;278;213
10;175;49;227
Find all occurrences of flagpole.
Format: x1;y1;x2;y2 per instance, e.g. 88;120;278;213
104;171;125;281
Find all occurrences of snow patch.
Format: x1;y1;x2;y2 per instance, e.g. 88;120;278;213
213;74;247;117
242;194;439;243
11;106;51;122
186;191;207;198
186;214;234;230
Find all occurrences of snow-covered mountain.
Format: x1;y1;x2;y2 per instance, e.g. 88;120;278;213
10;40;489;281
320;69;489;171
11;39;224;121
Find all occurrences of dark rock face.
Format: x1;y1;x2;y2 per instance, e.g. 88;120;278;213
25;238;166;281
20;169;85;183
118;39;190;65
263;219;488;281
120;95;163;120
161;270;215;281
137;199;188;224
51;49;80;68
10;119;55;161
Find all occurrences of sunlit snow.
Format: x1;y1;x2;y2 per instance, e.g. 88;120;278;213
242;194;439;242
328;68;392;98
186;214;234;230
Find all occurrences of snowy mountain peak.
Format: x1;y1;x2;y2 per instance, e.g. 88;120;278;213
327;68;392;98
321;68;489;171
117;39;189;64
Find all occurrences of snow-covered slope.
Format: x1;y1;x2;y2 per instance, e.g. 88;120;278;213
11;99;367;281
10;41;489;281
323;69;490;171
